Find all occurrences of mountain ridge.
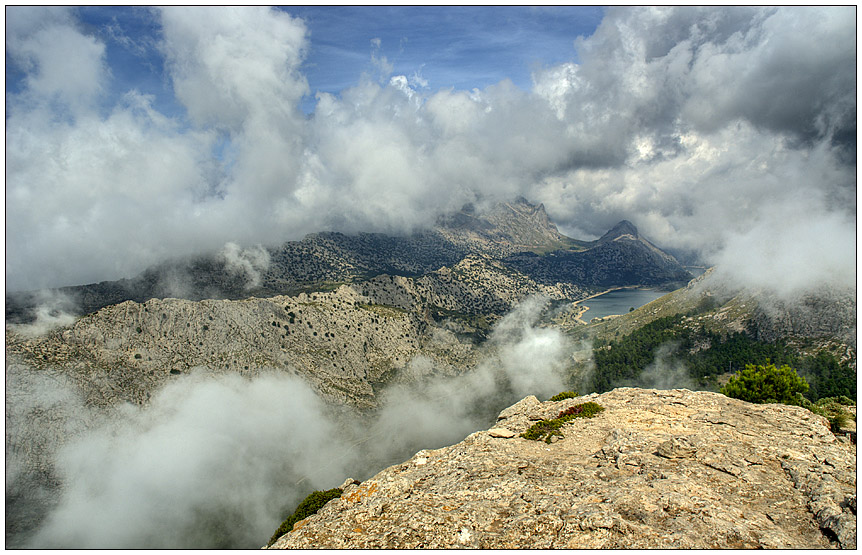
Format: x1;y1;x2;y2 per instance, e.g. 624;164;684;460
5;199;690;323
598;219;639;243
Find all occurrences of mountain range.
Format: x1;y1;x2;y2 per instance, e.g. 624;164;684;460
5;197;855;550
5;199;691;323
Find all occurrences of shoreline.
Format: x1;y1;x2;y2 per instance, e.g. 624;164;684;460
569;287;622;325
568;285;654;325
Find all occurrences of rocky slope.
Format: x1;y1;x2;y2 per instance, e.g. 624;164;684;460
5;256;585;410
268;388;856;549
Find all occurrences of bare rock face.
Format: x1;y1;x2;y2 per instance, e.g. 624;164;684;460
268;388;856;549
5;286;472;410
5;256;586;411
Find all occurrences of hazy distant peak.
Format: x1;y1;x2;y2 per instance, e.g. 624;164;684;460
598;220;639;243
436;198;563;249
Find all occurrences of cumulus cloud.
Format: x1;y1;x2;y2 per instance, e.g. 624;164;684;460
4;6;855;299
6;7;310;290
9;297;580;549
24;371;351;549
529;6;855;297
6;6;107;114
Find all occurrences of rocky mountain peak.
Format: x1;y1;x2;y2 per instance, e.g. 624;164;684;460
598;220;640;243
435;198;563;250
268;388;856;550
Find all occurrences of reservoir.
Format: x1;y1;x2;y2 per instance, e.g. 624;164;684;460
578;288;670;321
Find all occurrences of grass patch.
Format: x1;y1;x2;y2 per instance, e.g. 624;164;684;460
267;488;343;546
548;391;579;402
521;402;604;443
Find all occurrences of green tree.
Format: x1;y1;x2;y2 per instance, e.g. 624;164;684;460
720;362;809;406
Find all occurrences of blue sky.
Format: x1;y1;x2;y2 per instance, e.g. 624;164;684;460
285;6;604;97
7;6;606;117
5;6;856;293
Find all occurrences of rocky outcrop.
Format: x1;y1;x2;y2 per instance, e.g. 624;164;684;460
268;388;856;549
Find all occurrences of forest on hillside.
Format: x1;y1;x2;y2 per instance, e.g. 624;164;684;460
587;314;856;401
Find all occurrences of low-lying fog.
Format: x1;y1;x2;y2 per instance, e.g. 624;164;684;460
6;297;591;549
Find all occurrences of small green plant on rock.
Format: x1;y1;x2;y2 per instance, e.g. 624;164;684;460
267;487;343;546
548;391;578;402
521;402;605;444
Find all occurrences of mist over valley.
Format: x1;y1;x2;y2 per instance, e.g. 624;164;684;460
5;6;856;550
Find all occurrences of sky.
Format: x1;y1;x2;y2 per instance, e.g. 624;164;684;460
5;5;857;295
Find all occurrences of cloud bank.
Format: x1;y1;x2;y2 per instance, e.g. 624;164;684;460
17;370;350;549
7;296;582;549
5;6;855;298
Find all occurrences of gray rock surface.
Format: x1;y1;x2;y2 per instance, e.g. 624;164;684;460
268;388;856;549
5;255;586;411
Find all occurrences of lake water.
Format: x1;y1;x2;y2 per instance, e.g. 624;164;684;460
578;288;670;321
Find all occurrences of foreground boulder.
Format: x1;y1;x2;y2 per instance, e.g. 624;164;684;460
268;388;856;549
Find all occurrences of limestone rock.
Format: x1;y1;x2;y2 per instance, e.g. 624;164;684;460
656;436;696;459
268;388;856;549
5;254;589;411
5;283;483;409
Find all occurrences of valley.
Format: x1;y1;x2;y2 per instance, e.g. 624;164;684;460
6;5;856;550
5;199;856;549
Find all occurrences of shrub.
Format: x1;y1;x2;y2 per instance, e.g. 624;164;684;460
521;402;605;443
720;362;809;406
549;391;578;402
267;488;343;546
557;402;604;419
826;395;856;407
800;396;857;433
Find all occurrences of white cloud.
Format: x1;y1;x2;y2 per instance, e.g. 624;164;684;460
709;199;857;298
11;298;580;548
6;90;220;288
26;371;350;549
159;6;308;131
4;6;855;300
6;7;104;116
409;67;429;89
218;242;271;289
